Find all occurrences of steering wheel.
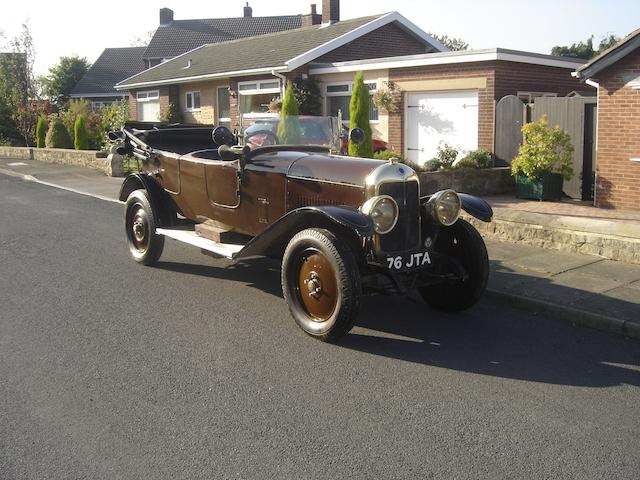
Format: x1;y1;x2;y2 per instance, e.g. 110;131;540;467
245;130;279;148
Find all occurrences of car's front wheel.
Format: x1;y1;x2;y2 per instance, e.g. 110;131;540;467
281;228;361;342
419;219;489;311
124;189;164;266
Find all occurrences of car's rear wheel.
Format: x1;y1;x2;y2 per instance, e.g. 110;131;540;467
282;228;361;342
124;189;164;266
419;219;488;311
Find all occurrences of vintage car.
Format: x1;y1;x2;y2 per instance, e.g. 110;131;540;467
112;117;493;342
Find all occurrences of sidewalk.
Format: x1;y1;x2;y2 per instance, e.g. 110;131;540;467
1;156;639;340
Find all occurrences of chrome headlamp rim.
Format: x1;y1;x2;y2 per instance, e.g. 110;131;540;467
429;189;461;227
361;194;399;235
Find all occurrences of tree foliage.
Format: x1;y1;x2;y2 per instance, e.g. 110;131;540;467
74;114;89;150
0;23;38;146
292;77;322;115
276;83;301;144
45;118;72;149
511;116;574;181
428;32;469;51
35;115;47;148
348;72;373;158
41;56;90;108
551;34;621;60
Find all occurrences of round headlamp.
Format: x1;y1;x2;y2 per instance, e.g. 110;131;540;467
361;195;399;234
430;189;461;226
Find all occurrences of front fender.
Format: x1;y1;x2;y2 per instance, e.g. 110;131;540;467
119;173;176;227
459;193;493;222
235;206;373;260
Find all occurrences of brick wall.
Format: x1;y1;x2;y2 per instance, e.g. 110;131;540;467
128;86;178;121
594;49;640;210
316;23;431;63
388;63;496;154
493;61;586;100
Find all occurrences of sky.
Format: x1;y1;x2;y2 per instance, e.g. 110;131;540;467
1;0;639;76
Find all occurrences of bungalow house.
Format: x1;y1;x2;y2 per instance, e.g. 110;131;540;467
574;28;640;211
115;3;586;164
71;2;307;109
70;47;146;109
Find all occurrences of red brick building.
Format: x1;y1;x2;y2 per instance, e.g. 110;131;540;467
575;29;640;211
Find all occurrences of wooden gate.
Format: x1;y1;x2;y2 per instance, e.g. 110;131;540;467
532;97;597;200
495;95;525;165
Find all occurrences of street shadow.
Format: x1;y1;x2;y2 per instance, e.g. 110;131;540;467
155;257;640;388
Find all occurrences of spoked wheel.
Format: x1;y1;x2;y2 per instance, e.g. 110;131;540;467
282;228;360;342
124;189;164;265
419;219;489;311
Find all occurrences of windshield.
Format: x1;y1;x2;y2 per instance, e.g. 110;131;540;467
242;115;341;151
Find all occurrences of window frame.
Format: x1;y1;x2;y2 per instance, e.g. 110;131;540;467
217;86;231;126
324;80;379;124
136;90;160;102
185;90;202;112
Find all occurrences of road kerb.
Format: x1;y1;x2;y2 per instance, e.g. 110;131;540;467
486;289;637;340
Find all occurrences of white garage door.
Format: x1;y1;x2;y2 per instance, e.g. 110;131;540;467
405;90;479;165
136;90;161;122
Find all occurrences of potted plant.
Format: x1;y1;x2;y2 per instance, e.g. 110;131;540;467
511;116;574;200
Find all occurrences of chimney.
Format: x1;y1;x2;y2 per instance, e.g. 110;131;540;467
244;2;253;17
301;4;322;27
159;7;174;26
322;0;339;23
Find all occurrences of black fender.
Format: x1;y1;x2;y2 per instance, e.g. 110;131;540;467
235;206;374;261
119;173;176;227
459;193;493;222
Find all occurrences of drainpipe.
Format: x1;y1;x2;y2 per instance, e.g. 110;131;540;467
271;70;287;99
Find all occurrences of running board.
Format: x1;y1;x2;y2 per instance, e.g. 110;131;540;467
156;228;244;259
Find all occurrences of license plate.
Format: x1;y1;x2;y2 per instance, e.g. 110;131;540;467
386;251;432;271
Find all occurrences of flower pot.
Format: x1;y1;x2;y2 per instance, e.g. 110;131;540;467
515;173;564;201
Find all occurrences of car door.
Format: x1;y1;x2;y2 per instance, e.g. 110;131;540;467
204;159;241;208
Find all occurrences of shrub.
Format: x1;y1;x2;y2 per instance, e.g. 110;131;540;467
423;159;442;172
292;77;322;116
99;100;129;151
35;115;47;148
464;148;493;168
453;157;479;169
511;116;574;181
277;83;301;144
74;114;89;150
348;71;373;158
373;150;404;161
434;143;458;170
45;119;72;149
160;102;181;123
372;81;402;113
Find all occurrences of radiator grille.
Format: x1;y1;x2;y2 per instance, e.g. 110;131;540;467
378;181;420;253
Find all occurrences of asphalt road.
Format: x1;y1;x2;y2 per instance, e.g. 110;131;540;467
1;174;639;479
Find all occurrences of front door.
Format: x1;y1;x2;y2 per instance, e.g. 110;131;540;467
205;160;241;208
405;90;479;165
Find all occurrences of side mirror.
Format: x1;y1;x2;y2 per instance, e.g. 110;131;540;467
213;126;234;146
349;127;365;145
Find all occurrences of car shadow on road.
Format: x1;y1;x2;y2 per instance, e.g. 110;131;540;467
345;295;640;388
155;258;639;388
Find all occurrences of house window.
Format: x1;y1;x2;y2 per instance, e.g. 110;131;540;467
185;91;201;112
217;87;231;128
91;101;113;111
237;79;281;119
517;91;558;104
136;90;160;101
325;81;378;123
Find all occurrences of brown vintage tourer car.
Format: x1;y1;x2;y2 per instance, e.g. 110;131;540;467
112;117;493;342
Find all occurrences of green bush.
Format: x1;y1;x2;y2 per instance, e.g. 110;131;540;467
464;148;493;168
160;102;181;123
292;77;322;116
45;119;72;149
434;143;458;170
74;114;89;150
348;72;373;158
35;116;47;148
99;100;129;151
453;157;479;169
277;83;301;144
423;159;442;172
373;150;404;161
511;116;574;181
